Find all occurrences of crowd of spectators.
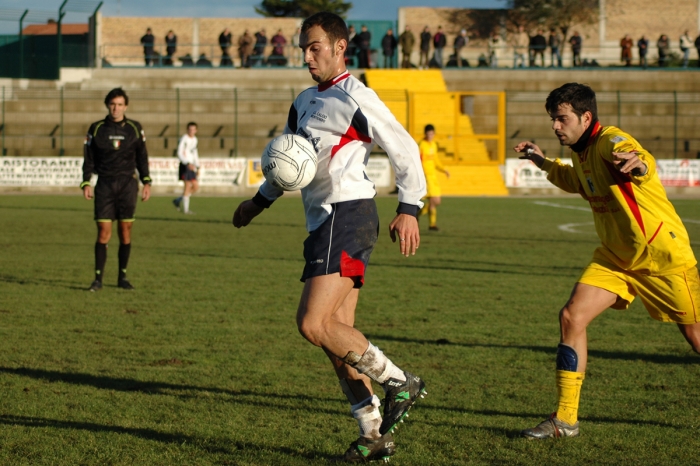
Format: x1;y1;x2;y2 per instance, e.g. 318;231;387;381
137;26;700;69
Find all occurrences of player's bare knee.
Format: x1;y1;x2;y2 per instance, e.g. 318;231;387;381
296;318;325;347
559;305;587;335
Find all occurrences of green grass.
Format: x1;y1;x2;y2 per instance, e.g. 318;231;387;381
0;194;699;465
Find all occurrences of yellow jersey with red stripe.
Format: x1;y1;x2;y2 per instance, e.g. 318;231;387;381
541;123;696;276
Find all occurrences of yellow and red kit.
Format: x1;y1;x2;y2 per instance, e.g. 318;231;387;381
419;139;445;198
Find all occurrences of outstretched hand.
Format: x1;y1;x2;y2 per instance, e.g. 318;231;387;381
513;141;545;168
613;151;648;176
233;200;264;228
389;213;420;257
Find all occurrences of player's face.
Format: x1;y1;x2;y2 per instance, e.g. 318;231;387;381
107;97;127;122
300;25;347;84
187;125;197;137
549;104;590;146
425;130;435;142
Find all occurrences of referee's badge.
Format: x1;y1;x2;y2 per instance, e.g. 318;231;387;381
113;140;121;149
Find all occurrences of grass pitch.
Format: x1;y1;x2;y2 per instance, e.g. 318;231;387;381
0;194;698;465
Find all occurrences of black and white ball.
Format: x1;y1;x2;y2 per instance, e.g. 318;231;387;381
261;134;318;191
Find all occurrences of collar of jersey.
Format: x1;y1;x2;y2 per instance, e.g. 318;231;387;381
570;120;601;153
318;71;350;92
105;116;128;126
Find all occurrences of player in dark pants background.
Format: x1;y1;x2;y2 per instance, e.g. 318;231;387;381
81;88;152;291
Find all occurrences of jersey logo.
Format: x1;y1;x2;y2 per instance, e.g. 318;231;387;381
586;176;595;193
310;111;328;123
141;130;146;142
296;127;320;152
84;134;92;146
112;140;121;149
610;136;626;143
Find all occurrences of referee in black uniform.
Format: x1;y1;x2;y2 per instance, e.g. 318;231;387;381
81;88;152;291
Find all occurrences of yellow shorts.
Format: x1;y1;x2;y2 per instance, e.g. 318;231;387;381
578;261;700;324
425;174;441;198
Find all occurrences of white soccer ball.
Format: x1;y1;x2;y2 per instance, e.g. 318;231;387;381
261;134;318;191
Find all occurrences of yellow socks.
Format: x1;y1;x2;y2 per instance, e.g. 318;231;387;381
556;370;585;425
429;208;437;227
420;203;429;216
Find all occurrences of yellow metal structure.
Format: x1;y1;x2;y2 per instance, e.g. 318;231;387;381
365;70;508;196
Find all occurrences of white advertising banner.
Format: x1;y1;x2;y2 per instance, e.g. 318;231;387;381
0;157;83;186
506;158;700;188
0;157;247;187
366;157;392;187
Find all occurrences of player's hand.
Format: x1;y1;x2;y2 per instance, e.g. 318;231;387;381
141;184;151;202
514;141;545;168
233;200;264;228
82;185;93;200
188;163;196;171
389;213;420;257
613;151;648;176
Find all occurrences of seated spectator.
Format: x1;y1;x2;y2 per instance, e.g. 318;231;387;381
196;53;213;67
179;53;194;67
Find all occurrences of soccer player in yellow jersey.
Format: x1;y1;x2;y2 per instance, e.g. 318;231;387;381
419;124;450;231
515;83;700;439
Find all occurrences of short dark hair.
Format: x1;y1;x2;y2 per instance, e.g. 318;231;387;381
301;12;349;45
424;124;435;133
104;88;128;106
187;121;197;128
545;83;597;121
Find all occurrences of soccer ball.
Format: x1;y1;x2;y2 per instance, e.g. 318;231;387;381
261;134;318;191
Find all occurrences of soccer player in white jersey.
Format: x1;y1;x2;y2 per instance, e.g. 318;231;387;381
173;122;199;214
233;12;427;463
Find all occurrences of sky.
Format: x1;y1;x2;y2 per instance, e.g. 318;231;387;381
0;0;505;34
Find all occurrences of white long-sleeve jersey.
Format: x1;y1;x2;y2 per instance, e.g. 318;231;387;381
258;71;426;232
177;134;199;167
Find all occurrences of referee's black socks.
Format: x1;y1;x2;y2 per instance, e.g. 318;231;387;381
118;243;131;280
95;242;107;282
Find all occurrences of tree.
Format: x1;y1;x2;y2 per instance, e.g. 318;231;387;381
508;0;598;36
255;0;353;18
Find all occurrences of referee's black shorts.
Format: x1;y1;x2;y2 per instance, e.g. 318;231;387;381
94;175;139;222
300;199;379;288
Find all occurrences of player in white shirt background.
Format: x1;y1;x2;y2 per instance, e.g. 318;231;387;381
173;122;200;215
233;12;427;463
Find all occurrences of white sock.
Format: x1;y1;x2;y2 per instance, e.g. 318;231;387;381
351;395;382;439
354;342;406;384
183;195;190;213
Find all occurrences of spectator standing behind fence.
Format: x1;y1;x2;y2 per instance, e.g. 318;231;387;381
530;29;546;67
680;30;692;68
620;34;633;66
252;29;267;66
238;30;253;68
399;26;414;69
548;28;562;67
269;29;287;66
433;26;446;68
165;30;177;66
512;25;528;68
637;35;649;68
419;26;431;69
569;31;582;67
488;31;503;68
453;29;468;68
140;28;155;66
346;25;357;67
219;28;232;65
381;28;397;68
657;34;670;67
291;27;301;67
356;25;371;68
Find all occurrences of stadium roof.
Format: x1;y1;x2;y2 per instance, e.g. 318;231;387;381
22;22;89;35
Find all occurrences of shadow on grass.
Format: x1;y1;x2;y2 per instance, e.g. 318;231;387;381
0;414;335;460
370;261;578;278
368;334;699;365
0;274;87;291
139;216;304;229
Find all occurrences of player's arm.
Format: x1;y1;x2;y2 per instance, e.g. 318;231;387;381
514;141;583;194
432;145;450;178
134;123;152;201
177;136;188;165
81;126;95;200
362;94;425;257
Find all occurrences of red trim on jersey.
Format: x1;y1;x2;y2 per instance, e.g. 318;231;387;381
604;159;646;236
330;125;372;159
648;222;663;244
340;250;366;285
318;71;350;92
587;121;602;148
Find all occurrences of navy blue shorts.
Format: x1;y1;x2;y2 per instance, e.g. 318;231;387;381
179;163;197;181
301;199;379;288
